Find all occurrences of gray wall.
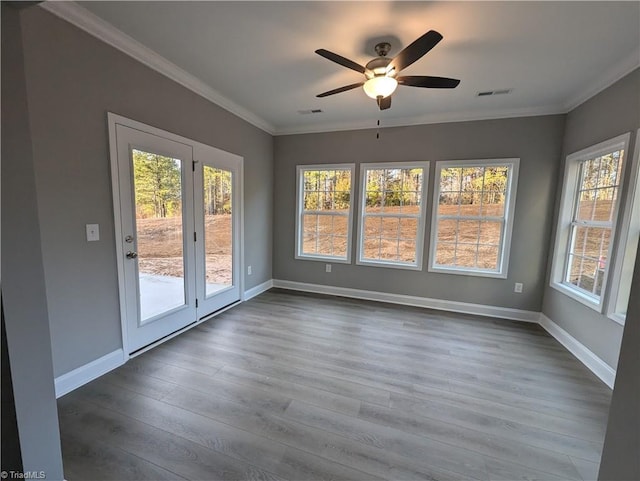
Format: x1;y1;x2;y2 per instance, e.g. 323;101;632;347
598;238;640;480
542;69;640;368
1;4;64;476
274;115;565;311
18;7;274;377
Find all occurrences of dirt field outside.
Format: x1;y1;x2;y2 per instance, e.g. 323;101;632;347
135;200;613;287
137;214;232;285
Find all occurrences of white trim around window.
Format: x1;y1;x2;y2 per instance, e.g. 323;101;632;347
550;133;631;312
356;162;430;270
607;129;640;324
428;158;519;278
295;164;355;263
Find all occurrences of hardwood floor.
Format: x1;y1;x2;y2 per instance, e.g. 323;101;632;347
58;289;612;481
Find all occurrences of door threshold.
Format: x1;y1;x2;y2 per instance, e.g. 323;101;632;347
129;298;241;359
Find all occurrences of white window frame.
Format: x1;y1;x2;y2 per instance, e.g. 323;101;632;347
550;133;630;312
295;163;355;263
428;158;519;278
356;162;430;270
607;129;640;325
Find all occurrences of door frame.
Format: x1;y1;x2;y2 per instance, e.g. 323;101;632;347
107;112;244;358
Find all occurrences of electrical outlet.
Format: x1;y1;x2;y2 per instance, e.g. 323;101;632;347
514;282;523;293
325;264;332;273
247;265;252;275
86;224;100;242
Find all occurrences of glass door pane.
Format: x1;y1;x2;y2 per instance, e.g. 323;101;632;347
132;149;186;321
203;166;233;297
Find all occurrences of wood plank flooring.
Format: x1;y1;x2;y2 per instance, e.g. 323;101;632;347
58;289;612;481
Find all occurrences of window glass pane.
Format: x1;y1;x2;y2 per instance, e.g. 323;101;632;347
596;152;622;188
381;217;400;238
303;214;317;233
593;188;617;221
400;218;418;239
133;150;185;320
304;191;319;210
581;158;601;190
435;243;455;265
302;233;317;254
432;162;514;274
379;240;399;260
316;235;333;255
364;216;382;238
477;246;499;269
461;167;481;191
366;191;382;211
383;191;398;208
440;168;462;192
439;192;460;209
481;191;506;217
577;190;596;221
360;165;426;266
458;220;480;243
202;166;233;297
567;256;602;296
437;219;457;243
363;238;380;259
333;216;348;234
460;193;481;216
298;167;352;260
456;244;478;268
479;221;502;245
332;235;348;257
571;226;611;265
400;240;417;262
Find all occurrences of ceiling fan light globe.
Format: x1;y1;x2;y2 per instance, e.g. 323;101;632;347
363;76;398;99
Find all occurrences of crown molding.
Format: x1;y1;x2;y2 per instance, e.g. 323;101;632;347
39;1;276;135
562;48;640;112
274;104;566;136
38;1;638;138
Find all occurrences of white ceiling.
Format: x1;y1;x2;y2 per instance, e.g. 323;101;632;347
58;1;640;135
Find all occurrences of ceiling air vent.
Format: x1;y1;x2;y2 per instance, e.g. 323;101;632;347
297;109;324;115
477;89;512;97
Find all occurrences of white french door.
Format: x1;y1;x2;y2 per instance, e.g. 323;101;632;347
109;114;242;354
193;143;242;316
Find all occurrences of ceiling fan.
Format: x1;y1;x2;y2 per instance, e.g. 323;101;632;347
315;30;460;110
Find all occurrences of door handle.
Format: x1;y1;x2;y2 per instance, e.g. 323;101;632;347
126;251;138;259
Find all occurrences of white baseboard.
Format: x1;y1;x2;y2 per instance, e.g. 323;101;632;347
539;314;616;388
244;279;274;301
53;283;615;397
272;279;540;322
55;348;125;398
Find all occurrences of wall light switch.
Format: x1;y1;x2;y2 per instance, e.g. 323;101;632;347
514;282;523;293
325;264;332;273
247;265;252;275
86;224;100;242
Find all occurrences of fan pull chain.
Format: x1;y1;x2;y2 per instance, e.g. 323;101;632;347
377;119;380;139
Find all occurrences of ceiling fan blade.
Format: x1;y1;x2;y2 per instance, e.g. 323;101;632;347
398;76;460;88
388;30;443;73
378;96;392;110
315;49;367;74
316;82;365;98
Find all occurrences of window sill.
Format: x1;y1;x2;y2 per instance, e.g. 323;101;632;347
607;312;626;326
295;254;351;264
550;281;603;313
428;265;507;279
356;259;421;271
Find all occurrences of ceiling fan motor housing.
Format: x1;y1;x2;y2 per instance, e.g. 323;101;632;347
365;56;394;79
